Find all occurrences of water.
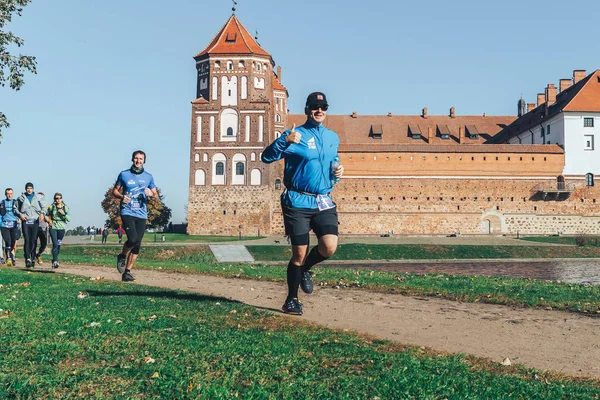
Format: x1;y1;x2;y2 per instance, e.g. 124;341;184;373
326;260;600;285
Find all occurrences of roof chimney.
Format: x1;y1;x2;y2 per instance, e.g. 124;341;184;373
536;93;546;107
527;103;536;113
559;78;572;92
545;84;557;105
573;70;587;84
351;111;357;118
449;106;455;118
277;66;282;82
422;107;428;119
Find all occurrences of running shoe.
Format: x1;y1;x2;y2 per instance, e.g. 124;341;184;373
122;270;135;282
0;257;5;265
36;255;43;265
116;253;127;274
10;257;16;266
282;298;303;315
52;261;59;269
6;258;12;267
25;259;33;268
300;270;314;294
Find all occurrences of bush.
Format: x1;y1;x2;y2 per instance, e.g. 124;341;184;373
575;236;587;246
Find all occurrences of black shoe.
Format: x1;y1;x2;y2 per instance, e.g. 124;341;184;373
300;270;314;294
116;253;126;274
122;270;135;282
282;298;303;315
25;259;33;268
52;261;59;269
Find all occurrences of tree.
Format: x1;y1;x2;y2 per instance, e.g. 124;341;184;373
1;0;37;140
101;185;172;230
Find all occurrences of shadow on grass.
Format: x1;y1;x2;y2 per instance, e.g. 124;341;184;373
86;290;237;304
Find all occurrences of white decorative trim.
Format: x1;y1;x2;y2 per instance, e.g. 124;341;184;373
240;110;266;114
195;111;219;114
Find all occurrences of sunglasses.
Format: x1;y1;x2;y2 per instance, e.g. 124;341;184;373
309;104;328;111
55;197;62;200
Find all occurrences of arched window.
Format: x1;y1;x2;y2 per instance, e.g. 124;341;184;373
194;170;205;185
227;61;233;70
557;175;565;190
250;169;261;185
250;152;256;161
194;154;199;162
203;153;208;162
275;179;281;190
586;173;594;187
216;162;224;175
275;114;281;123
236;162;244;175
214;61;220;68
257;63;262;71
227;127;234;136
238;60;245;68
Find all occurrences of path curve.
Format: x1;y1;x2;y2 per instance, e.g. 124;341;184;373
56;263;600;379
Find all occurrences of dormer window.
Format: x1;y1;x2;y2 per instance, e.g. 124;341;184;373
409;124;422;139
370;124;383;139
465;125;479;139
225;32;237;43
437;124;451;140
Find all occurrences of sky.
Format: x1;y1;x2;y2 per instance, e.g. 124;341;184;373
1;0;599;229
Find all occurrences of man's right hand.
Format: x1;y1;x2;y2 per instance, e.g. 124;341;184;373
20;215;27;221
285;124;301;144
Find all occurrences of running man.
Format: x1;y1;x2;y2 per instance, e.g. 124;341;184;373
0;188;20;266
14;182;46;268
113;150;157;282
261;92;344;315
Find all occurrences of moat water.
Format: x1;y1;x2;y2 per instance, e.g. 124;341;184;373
326;260;600;285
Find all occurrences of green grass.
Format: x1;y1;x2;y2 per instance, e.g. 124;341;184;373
1;268;598;399
521;236;600;246
54;245;600;314
247;243;600;261
81;233;264;243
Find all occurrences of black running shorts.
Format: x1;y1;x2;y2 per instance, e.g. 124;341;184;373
282;206;338;239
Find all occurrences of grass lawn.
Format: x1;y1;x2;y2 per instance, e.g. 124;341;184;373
54;246;600;314
1;268;598;399
247;243;600;261
79;233;264;243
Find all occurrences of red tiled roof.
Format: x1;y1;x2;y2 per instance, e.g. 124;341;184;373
338;143;564;154
272;73;286;92
495;70;600;142
191;97;209;104
194;15;270;59
288;114;515;145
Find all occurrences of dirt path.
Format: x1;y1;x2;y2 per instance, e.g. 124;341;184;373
56;264;600;379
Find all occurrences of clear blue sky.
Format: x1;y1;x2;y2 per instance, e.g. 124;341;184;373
2;0;599;229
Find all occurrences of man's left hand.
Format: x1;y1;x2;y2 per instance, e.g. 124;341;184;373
334;165;344;178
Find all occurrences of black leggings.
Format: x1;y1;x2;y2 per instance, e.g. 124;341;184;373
121;215;146;254
49;228;65;263
22;220;39;261
1;227;19;258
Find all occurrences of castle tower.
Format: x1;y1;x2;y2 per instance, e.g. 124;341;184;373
187;14;288;235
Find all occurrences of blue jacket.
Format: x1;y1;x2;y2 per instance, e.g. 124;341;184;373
0;199;19;228
261;120;340;209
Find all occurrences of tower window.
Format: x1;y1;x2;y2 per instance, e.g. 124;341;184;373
214;61;220;68
216;162;224;175
275;114;281;123
238;60;245;68
235;162;244;175
584;117;594;127
227;127;234;136
257;63;262;71
275;179;281;190
227;61;233;70
587;173;594;187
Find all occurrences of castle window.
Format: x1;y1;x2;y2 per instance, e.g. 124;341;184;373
584;117;594;127
216;162;224;175
275;114;281;123
227;127;234;136
235;162;244;175
257;63;262;71
586;173;594;187
584;135;594;150
238;60;245;68
214;61;220;68
275;179;281;190
227;61;233;70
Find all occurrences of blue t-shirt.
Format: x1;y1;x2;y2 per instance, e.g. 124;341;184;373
116;169;156;219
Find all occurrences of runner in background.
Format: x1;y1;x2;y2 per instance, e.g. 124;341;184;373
46;192;70;269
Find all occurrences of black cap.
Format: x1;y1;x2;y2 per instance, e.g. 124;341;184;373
306;92;328;107
25;182;34;189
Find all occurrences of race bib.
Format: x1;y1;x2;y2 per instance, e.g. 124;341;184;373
316;194;335;211
26;219;35;225
5;221;15;228
130;196;141;210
